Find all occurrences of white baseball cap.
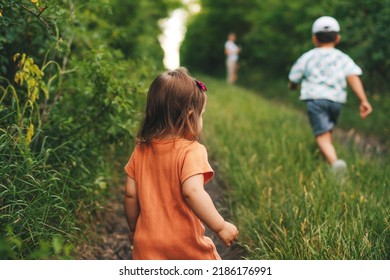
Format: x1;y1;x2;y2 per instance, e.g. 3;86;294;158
312;16;340;34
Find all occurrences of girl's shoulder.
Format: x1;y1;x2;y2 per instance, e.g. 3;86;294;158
172;139;206;154
135;138;206;153
162;139;208;157
179;141;209;161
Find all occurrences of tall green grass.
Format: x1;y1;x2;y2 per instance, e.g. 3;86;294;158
0;50;147;259
0;126;78;259
200;76;389;259
238;72;390;146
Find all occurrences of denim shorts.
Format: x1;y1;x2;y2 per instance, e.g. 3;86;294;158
306;99;342;136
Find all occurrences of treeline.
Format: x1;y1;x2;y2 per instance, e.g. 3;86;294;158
181;0;390;92
0;0;180;259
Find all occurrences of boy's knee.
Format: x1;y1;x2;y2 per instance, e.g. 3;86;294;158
315;131;333;145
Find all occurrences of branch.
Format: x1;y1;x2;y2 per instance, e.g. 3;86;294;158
37;6;48;17
20;4;55;36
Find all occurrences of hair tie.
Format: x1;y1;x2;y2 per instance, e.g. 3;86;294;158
194;79;207;92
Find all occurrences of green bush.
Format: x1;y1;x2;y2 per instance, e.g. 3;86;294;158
0;0;179;259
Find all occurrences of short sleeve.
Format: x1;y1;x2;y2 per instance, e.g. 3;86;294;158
288;54;306;83
343;55;362;76
124;149;136;179
180;143;214;185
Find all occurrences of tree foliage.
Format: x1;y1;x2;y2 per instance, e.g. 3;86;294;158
0;0;180;259
181;0;390;91
181;0;255;76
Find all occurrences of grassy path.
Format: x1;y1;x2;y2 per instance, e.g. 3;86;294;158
77;75;388;260
199;75;389;259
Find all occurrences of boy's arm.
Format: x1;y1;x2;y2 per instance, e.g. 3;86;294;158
182;174;239;247
288;55;305;91
124;176;140;242
347;75;373;118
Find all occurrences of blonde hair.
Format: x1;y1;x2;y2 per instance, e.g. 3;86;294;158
137;67;206;145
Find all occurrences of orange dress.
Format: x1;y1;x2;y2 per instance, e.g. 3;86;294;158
124;138;220;260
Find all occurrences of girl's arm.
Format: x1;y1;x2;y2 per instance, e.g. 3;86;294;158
124;176;140;243
347;75;373;118
182;174;239;247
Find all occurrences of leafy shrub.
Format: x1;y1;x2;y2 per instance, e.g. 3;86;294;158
0;0;178;259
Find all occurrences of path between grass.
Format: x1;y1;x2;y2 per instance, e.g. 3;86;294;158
76;77;388;260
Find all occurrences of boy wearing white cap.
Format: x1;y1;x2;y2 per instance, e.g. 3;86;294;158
288;16;372;172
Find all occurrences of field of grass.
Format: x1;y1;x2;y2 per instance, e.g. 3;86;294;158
239;73;390;147
199;76;389;260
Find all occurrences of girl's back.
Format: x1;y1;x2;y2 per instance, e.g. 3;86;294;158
125;138;219;260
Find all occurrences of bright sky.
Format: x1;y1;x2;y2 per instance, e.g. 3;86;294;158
159;1;201;70
159;9;187;70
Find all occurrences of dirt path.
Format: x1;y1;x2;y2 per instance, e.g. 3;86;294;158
334;127;388;157
76;187;132;260
76;167;246;260
203;175;246;260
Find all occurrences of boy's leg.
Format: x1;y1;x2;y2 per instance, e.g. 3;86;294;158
307;99;343;166
315;131;337;165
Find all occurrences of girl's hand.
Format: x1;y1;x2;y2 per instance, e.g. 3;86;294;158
216;221;239;247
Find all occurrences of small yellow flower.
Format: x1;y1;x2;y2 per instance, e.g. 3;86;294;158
0;10;3;17
26;123;34;144
31;0;39;2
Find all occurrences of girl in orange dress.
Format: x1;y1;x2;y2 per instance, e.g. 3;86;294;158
123;67;239;260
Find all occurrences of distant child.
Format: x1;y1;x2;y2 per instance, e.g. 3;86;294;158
123;67;239;259
225;32;241;84
288;16;372;171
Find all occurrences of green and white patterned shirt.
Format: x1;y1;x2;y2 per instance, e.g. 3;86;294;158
288;48;362;103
